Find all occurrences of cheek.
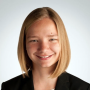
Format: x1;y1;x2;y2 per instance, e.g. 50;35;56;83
51;43;61;53
26;44;38;54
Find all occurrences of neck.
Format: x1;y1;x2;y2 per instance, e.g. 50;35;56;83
32;63;56;79
32;64;58;90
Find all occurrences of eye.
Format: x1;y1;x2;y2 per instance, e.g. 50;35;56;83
29;40;38;42
50;39;57;41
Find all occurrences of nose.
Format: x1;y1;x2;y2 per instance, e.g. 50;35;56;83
38;41;49;52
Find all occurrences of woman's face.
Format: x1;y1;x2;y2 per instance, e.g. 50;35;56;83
26;18;61;69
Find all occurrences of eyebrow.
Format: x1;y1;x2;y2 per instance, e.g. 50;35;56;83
47;35;58;37
27;35;58;39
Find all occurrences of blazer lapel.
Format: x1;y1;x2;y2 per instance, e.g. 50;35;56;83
21;70;34;90
26;70;69;90
55;72;69;90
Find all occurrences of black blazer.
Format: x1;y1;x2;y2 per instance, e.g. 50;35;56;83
1;70;90;90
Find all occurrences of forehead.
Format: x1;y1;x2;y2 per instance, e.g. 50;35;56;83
26;18;58;36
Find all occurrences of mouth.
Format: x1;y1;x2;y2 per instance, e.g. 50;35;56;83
36;54;54;60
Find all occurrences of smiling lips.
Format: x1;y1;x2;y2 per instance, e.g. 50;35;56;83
36;54;53;60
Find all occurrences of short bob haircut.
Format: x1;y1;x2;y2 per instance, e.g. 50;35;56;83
18;7;71;78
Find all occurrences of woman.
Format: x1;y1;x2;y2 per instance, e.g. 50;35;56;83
1;7;90;90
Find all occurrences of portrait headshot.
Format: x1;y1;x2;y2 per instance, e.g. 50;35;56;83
0;0;90;90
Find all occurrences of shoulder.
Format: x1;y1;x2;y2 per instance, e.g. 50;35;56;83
66;72;88;83
1;70;33;90
57;72;90;90
67;72;90;90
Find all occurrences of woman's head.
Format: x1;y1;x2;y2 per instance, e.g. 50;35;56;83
18;7;71;78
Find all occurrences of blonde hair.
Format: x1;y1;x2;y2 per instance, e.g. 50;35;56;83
18;7;71;78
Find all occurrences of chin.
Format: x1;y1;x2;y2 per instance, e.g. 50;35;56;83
40;62;57;68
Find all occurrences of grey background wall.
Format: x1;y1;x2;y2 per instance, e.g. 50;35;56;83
0;0;90;89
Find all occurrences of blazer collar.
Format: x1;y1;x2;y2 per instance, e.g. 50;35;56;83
55;72;69;90
22;70;34;90
26;70;69;90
